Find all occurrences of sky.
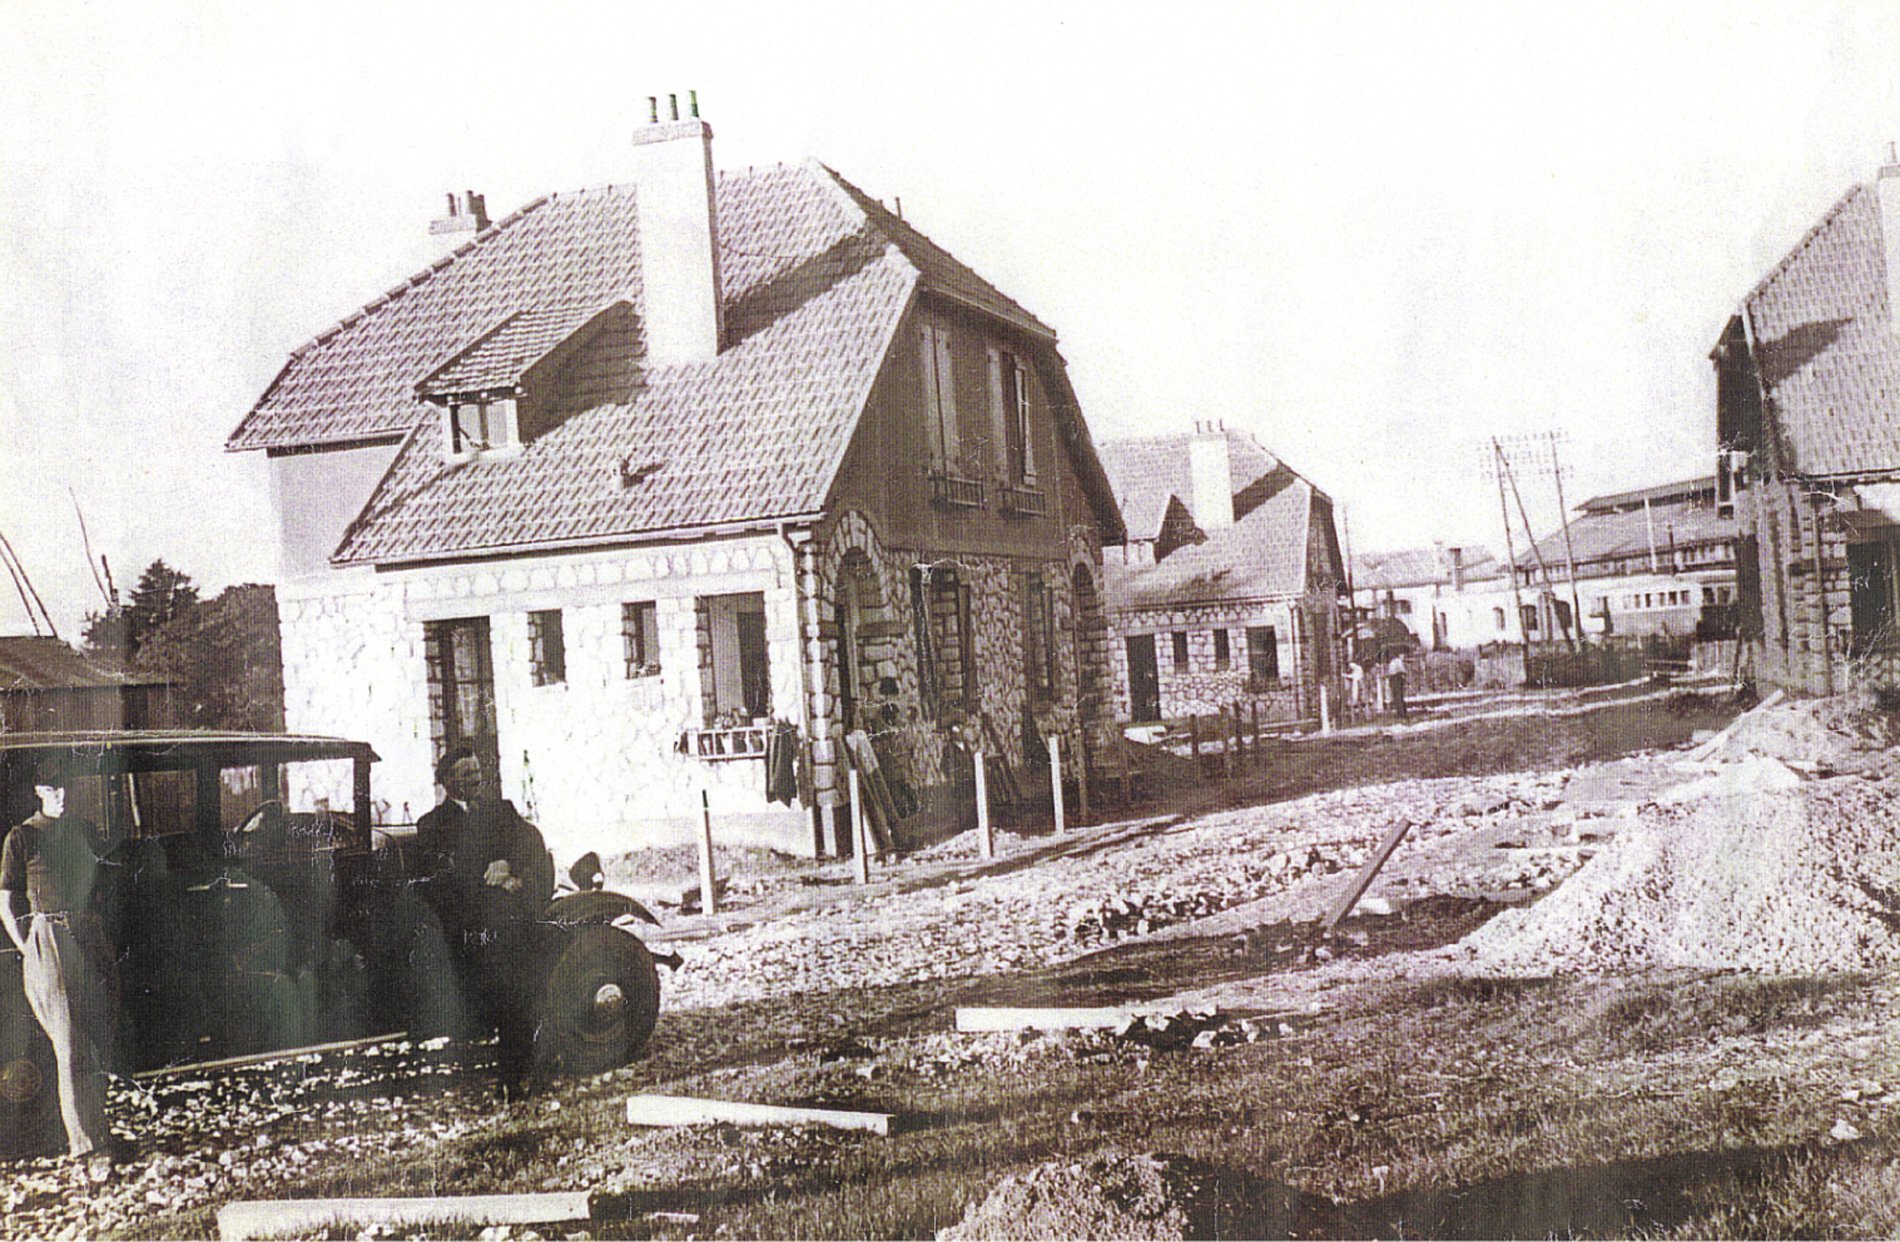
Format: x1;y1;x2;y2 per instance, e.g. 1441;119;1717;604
4;0;1900;638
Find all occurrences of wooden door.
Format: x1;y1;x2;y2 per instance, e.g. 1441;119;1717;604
1126;634;1160;723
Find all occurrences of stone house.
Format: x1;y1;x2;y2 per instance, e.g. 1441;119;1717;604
1097;425;1343;723
1711;157;1900;695
226;106;1123;862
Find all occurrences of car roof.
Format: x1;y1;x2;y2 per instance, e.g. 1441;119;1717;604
0;731;379;776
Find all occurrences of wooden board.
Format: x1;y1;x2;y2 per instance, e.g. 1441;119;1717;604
843;731;895;854
218;1193;593;1241
626;1094;894;1136
956;1006;1132;1032
1687;688;1785;763
1323;819;1416;930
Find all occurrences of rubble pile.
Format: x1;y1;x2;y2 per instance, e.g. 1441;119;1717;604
937;1149;1289;1241
1464;776;1900;974
1709;692;1900;770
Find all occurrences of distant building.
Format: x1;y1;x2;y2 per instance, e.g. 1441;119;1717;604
1350;545;1514;650
0;636;173;733
1713;157;1900;694
1511;477;1738;643
1099;425;1343;723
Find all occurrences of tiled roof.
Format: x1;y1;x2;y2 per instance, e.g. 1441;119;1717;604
1104;466;1315;610
1743;182;1900;478
0;637;158;692
229;189;634;450
1097;429;1280;541
1521;489;1735;569
821;168;1055;341
1353;545;1503;590
230;158;1111;564
1576;476;1716;514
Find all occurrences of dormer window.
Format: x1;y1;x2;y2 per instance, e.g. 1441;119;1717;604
443;396;519;459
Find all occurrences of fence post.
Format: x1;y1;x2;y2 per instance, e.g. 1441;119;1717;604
1074;730;1090;825
975;749;994;860
698;790;719;916
849;767;869;885
1222;706;1234;778
1049;733;1067;835
1319;683;1332;735
1189;714;1202;773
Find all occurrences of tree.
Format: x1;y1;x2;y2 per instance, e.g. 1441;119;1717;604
132;583;285;731
83;559;200;663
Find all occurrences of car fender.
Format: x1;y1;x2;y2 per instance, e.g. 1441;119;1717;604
541;890;659;929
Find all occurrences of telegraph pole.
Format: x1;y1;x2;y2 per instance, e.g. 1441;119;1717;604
1491;442;1534;685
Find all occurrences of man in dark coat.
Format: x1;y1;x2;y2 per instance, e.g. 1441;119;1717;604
413;746;553;1101
1;754;119;1173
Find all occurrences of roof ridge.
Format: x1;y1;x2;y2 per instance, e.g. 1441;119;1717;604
1742;182;1867;312
286;192;561;362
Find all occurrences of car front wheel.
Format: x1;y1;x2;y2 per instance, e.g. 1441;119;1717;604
536;926;659;1075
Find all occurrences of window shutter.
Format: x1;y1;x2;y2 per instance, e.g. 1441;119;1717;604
1016;361;1036;482
986;347;1009;479
934;323;959;465
919;325;944;469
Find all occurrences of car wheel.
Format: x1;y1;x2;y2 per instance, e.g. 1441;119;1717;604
0;970;62;1158
536;926;659;1075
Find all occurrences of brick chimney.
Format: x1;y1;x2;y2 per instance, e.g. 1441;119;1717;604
429;190;489;248
630;91;725;366
1187;421;1234;529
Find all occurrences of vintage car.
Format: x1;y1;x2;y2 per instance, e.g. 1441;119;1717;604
0;731;664;1157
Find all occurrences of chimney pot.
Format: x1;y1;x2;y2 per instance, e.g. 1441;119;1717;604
429;190;488;242
648;96;659;124
690;89;700;119
669;93;679;121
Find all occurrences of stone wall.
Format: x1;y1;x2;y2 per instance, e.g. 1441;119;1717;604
807;510;1098;846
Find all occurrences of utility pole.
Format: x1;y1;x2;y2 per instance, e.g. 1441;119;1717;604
1546;435;1586;644
1500;451;1577;653
1491;442;1533;685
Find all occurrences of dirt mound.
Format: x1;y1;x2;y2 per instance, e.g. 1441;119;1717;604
1463;778;1900;974
1712;694;1900;769
938;1150;1272;1240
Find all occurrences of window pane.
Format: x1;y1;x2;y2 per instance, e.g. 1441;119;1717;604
530;610;566;686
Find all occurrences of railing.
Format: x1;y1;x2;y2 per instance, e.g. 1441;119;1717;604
929;472;986;509
680;725;769;761
999;484;1047;517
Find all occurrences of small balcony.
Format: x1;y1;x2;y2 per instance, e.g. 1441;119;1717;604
1000;484;1047;517
929;472;986;509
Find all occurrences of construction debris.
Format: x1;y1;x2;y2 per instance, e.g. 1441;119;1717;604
956;1007;1132;1033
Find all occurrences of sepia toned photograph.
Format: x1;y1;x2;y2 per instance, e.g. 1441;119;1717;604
5;2;1900;1236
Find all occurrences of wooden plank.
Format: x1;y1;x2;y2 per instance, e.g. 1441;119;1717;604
1686;688;1785;763
956;1006;1131;1033
135;1031;409;1081
217;1192;593;1241
626;1094;894;1136
1323;819;1416;930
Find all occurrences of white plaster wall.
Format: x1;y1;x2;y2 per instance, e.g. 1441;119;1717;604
276;535;815;867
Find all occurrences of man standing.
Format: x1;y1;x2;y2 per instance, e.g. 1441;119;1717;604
1;754;118;1173
1385;650;1410;721
413;746;553;1101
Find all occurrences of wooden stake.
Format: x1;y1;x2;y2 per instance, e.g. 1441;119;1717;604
698;790;718;916
849;767;869;884
1319;683;1332;735
975;749;994;859
1189;714;1202;772
218;1194;593;1242
626;1095;893;1136
1049;733;1066;834
1222;706;1234;779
